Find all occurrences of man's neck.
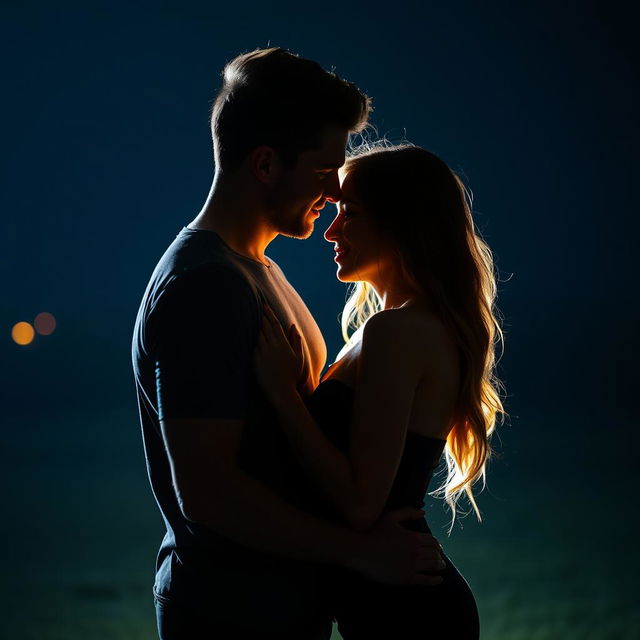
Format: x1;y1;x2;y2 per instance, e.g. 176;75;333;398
189;175;277;265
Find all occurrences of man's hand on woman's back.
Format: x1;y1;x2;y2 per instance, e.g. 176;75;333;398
351;507;446;586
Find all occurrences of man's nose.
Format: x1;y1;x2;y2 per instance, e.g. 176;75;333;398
323;172;341;203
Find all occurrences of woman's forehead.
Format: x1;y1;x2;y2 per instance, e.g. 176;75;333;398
338;170;361;202
339;169;354;189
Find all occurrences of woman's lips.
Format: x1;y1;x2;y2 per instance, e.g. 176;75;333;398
334;248;349;263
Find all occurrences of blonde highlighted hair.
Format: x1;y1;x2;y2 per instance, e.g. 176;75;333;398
338;142;504;529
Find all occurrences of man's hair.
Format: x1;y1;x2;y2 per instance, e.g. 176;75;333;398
210;48;371;172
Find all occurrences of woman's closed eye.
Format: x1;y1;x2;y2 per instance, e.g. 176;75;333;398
340;204;356;219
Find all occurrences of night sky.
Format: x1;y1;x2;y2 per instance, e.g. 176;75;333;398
1;1;638;637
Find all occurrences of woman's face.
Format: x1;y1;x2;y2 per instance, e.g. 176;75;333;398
324;169;396;283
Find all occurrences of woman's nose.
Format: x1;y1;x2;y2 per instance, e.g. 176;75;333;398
324;212;342;242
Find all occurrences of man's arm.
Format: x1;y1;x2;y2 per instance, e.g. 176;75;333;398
155;265;443;584
161;415;442;584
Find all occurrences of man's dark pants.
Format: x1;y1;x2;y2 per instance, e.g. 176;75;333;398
155;596;333;639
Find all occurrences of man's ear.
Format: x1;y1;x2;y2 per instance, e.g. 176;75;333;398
249;146;283;184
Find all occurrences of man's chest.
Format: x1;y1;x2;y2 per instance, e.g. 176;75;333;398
258;277;327;390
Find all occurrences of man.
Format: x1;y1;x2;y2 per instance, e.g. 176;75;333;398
132;48;444;639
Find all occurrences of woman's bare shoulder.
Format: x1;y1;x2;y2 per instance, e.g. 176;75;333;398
364;306;451;341
362;307;457;366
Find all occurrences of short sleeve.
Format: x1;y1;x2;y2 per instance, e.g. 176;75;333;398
154;263;260;420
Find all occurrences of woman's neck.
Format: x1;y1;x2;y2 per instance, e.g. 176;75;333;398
369;275;420;311
379;291;414;310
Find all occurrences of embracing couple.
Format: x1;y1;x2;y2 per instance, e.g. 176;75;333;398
132;47;503;639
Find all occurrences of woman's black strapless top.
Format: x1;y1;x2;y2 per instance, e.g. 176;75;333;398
305;380;480;639
305;378;446;528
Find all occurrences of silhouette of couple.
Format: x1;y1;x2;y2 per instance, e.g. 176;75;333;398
132;47;503;639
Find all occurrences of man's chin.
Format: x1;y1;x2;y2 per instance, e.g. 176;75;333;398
278;222;315;240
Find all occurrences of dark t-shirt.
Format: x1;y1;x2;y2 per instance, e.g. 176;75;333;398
131;227;328;625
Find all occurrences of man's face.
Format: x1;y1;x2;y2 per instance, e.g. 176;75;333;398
267;126;349;239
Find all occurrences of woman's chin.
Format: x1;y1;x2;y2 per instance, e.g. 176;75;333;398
335;266;356;283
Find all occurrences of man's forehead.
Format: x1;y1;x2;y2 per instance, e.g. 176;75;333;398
306;126;349;167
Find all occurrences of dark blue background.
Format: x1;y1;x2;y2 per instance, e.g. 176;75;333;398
1;1;637;637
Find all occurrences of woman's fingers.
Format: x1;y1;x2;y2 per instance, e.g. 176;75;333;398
265;305;281;331
260;315;273;343
289;323;303;356
261;307;282;343
264;305;288;341
264;306;298;352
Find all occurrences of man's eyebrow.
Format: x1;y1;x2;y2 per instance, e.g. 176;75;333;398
318;161;344;169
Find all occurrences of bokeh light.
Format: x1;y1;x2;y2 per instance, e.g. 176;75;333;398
12;321;35;346
34;312;56;335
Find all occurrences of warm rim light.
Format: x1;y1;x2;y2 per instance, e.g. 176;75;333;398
12;321;35;346
34;312;56;336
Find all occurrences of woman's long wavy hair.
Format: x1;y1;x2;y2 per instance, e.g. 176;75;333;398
339;142;504;529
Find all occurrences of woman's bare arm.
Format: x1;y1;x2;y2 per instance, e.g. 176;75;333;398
257;308;433;531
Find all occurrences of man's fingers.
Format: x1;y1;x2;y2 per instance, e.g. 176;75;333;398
419;534;441;549
418;550;447;571
410;574;444;587
385;507;425;524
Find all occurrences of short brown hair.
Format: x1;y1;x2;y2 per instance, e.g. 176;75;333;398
210;48;371;172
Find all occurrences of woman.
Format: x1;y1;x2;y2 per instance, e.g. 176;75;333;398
254;143;504;638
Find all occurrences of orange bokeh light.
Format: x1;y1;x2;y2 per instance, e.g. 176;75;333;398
34;312;56;336
12;321;35;346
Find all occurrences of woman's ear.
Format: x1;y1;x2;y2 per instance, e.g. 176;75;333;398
249;146;283;184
